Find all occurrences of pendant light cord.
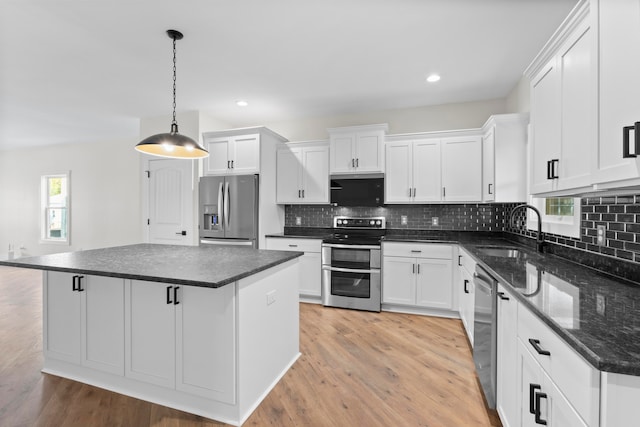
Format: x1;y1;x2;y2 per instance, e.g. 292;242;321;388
171;35;178;129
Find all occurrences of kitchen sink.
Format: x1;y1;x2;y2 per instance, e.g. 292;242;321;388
476;246;525;259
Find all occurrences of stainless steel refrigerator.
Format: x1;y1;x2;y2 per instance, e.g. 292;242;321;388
199;175;259;248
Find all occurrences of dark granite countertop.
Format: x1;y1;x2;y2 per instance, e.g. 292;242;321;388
0;244;303;288
266;227;332;239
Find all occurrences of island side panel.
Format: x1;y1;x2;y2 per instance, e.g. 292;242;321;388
236;258;301;421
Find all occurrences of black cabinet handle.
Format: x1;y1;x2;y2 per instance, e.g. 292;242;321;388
351;158;355;167
528;338;551;356
302;189;305;198
529;383;541;414
497;291;510;301
443;187;446;197
356;158;359;168
72;275;79;291
623;122;640;158
166;286;173;304
230;160;234;169
458;255;462;266
77;276;85;292
464;279;469;294
173;286;180;305
227;160;231;169
298;189;301;198
546;160;552;179
547;159;559;179
534;391;548;425
488;183;493;195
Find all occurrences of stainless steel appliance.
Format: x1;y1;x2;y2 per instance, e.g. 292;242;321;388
321;216;385;312
199;175;259;248
330;174;384;207
473;264;498;409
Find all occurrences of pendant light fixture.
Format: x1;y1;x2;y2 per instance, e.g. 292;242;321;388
135;29;209;159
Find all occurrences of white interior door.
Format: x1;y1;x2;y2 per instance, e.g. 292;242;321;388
148;159;194;245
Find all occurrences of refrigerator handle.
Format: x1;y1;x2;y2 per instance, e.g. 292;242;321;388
217;182;224;228
225;181;230;228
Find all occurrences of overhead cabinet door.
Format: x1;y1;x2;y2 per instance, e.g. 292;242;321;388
413;138;442;202
441;136;482;202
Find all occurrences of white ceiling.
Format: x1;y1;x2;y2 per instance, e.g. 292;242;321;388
0;0;577;151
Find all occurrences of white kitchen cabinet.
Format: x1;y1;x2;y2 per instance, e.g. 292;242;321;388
382;242;454;313
457;247;475;345
441;135;483;202
385;138;442;203
265;237;322;299
44;271;124;375
592;0;640;188
125;280;236;404
526;1;593;195
328;124;388;174
203;134;260;175
496;284;519;427
481;114;529;203
276;142;329;204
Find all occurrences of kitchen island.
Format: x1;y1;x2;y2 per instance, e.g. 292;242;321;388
0;243;303;426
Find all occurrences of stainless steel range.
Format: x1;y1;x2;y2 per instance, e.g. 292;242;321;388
321;216;386;312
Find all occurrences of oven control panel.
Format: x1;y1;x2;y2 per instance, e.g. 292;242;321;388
333;216;386;229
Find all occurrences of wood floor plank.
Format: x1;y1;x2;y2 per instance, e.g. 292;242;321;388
0;266;500;426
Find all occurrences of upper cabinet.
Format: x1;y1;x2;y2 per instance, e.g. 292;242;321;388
276;141;329;204
525;0;593;196
329;124;388;174
481;114;529;203
202;134;260;175
593;0;640;188
385;131;482;203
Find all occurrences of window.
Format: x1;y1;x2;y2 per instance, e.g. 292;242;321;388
41;173;70;243
528;196;580;239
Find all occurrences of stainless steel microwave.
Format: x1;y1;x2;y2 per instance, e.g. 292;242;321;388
330;174;384;207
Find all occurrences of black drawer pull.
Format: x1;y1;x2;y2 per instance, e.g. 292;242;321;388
173;286;180;305
463;279;469;294
534;391;548;425
166;286;173;305
77;276;85;292
72;275;79;291
528;338;551;356
529;383;541;414
497;292;510;301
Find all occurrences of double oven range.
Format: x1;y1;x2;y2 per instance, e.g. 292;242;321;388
321;216;386;312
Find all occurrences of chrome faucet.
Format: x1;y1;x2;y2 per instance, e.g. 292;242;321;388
509;204;545;253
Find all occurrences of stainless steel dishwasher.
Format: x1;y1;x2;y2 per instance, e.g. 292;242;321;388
473;264;498;409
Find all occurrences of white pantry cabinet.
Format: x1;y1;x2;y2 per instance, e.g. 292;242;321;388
328;124;388;174
481;114;529;203
592;0;640;188
265;237;322;300
125;280;236;404
382;242;454;313
276;141;329;204
44;271;124;375
496;284;519;427
526;1;593;195
203;134;260;175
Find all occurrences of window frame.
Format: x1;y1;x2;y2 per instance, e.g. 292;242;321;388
527;196;581;239
41;172;71;245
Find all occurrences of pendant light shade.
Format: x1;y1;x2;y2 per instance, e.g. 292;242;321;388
135;30;209;159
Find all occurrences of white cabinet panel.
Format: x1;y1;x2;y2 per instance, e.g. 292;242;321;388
385;142;413;203
301;145;329;203
276;147;302;203
441;136;482;201
205;138;233;175
413;139;442;202
265;237;322;298
276;143;328;204
415;258;453;310
354;131;384;173
496;284;518;427
232;135;260;173
482;126;496;202
329;125;387;174
203;135;260;175
381;257;415;305
44;271;81;363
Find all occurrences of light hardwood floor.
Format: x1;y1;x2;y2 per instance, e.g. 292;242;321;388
0;266;500;426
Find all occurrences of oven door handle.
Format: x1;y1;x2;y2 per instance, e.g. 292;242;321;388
322;266;380;274
322;243;380;250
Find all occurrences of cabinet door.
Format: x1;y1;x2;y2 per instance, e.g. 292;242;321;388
176;284;236;404
382;257;416;305
441;136;482;201
413;138;442;202
415;258;453;310
385;141;413;203
44;271;81;363
482;127;495;202
301;146;329;203
330;134;356;173
204;138;232;175
276;147;302;204
81;276;125;375
496;285;519;427
530;60;561;194
595;0;640;184
544;372;589;427
459;268;474;346
518;340;545;427
557;19;592;191
298;252;322;297
354;131;384;173
231;134;260;174
125;280;175;388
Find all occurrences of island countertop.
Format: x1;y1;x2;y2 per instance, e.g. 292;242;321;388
0;243;303;288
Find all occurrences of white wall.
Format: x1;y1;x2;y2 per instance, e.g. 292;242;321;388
232;98;508;141
505;75;531;113
0;137;142;258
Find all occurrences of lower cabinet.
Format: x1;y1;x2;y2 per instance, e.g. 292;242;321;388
457;247;476;345
44;271;124;375
265;237;322;299
496;284;519;427
125;280;236;404
382;242;454;312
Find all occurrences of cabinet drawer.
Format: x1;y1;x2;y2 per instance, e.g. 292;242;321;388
265;238;321;253
518;304;599;426
457;247;476;276
383;242;452;259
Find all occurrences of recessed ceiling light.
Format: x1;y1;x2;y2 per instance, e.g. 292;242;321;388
236;100;248;107
426;74;441;83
